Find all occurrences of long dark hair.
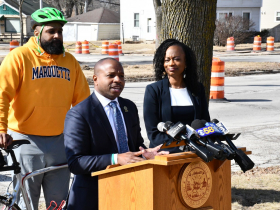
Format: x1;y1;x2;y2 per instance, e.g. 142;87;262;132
153;39;199;95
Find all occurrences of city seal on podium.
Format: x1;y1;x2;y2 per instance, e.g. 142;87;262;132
178;161;212;208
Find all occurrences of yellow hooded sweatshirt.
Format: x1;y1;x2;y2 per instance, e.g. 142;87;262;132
0;37;90;136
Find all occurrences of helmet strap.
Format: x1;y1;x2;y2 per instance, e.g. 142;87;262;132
36;25;45;55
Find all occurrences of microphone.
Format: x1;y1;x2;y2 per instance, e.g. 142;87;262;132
211;119;229;134
157;121;174;133
157;121;190;147
190;120;228;161
195;119;236;160
211;119;255;173
157;121;214;162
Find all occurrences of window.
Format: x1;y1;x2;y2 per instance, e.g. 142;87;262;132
5;18;20;32
134;13;139;27
147;18;151;33
243;12;250;30
218;12;232;20
276;12;280;21
3;5;6;10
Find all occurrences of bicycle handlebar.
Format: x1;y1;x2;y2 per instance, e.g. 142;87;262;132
0;139;30;173
7;139;31;150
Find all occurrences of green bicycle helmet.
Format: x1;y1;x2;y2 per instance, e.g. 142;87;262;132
31;7;67;56
31;7;67;30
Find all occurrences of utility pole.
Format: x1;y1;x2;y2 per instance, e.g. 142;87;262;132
40;0;43;9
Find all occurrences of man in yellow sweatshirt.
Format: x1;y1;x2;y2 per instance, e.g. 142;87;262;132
0;7;90;209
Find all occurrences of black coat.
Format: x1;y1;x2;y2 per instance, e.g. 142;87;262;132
64;92;146;210
143;77;210;153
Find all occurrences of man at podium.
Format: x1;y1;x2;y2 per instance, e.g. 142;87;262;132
64;58;168;210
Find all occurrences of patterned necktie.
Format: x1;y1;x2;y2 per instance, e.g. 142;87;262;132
109;101;129;153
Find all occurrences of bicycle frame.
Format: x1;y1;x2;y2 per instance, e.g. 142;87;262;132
2;164;68;210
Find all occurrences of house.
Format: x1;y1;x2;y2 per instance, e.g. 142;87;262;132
261;0;280;41
0;0;50;38
216;0;262;31
63;7;120;41
120;0;262;42
120;0;155;42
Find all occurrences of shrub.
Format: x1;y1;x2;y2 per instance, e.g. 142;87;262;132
214;16;256;46
254;29;270;42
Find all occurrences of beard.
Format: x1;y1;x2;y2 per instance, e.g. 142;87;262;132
41;39;64;55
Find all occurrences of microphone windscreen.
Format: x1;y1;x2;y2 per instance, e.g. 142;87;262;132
157;122;165;132
200;119;207;125
211;118;219;123
191;119;205;130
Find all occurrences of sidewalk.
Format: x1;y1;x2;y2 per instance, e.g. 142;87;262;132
213;48;280;57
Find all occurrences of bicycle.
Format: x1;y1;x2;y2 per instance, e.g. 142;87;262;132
0;140;68;210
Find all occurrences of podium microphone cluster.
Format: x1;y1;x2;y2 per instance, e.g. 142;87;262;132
211;119;255;172
157;121;214;162
157;119;255;173
191;119;255;173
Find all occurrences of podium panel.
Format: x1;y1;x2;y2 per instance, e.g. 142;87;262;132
92;150;242;210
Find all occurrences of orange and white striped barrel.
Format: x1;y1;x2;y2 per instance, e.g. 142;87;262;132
108;43;119;61
10;40;19;51
75;41;82;54
210;57;225;100
101;41;109;54
115;40;123;55
226;37;235;51
253;36;261;51
266;36;274;51
82;40;90;54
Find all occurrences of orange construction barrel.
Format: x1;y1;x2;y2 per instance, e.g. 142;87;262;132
266;36;274;51
101;41;109;54
75;41;82;54
82;40;90;54
253;35;261;51
10;40;19;51
108;43;119;61
226;37;235;51
210;57;228;102
115;40;123;55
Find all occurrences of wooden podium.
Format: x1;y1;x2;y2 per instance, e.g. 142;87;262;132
92;147;251;210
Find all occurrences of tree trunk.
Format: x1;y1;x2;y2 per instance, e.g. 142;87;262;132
52;0;62;11
19;0;24;46
153;0;162;48
84;0;88;13
64;0;74;17
161;0;217;104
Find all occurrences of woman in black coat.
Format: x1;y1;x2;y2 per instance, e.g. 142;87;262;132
143;39;210;153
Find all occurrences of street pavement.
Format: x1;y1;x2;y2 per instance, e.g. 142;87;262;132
1;49;280;65
75;51;280;65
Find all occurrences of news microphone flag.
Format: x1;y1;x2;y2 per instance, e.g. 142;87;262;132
195;123;223;137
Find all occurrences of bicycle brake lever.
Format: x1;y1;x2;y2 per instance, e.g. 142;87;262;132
7;139;31;150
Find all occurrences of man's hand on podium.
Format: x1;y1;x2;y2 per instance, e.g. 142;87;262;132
139;144;169;160
117;151;145;165
116;145;169;165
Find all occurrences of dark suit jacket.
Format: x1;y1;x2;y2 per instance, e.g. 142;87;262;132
143;77;210;153
64;92;146;210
